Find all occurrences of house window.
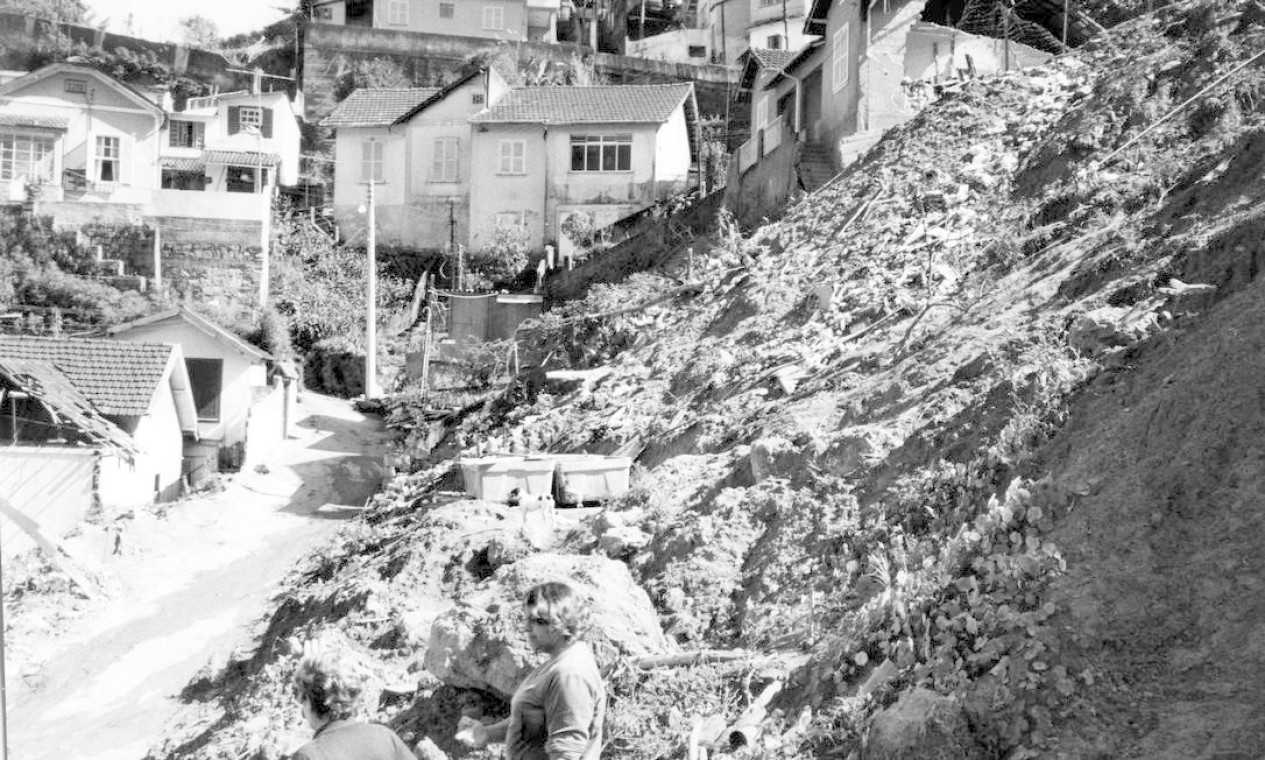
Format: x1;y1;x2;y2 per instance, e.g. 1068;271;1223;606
482;5;504;29
95;136;119;182
472;92;485;104
362;138;384;183
757;0;778;8
64;78;87;94
387;0;408;24
498;139;525;174
570;134;631;172
238;105;263;133
162;169;206;190
0;132;55;182
832;23;850;93
439;1;454;17
227;165;269;193
432;137;458;182
185;358;223;421
766;34;784;49
688;45;706;57
169;120;204;148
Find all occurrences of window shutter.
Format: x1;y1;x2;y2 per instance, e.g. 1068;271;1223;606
261;108;274;138
228;105;241;135
195;122;205;148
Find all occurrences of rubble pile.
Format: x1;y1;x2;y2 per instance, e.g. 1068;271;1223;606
149;2;1265;758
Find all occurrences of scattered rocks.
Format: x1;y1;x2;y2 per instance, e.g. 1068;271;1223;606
862;688;982;760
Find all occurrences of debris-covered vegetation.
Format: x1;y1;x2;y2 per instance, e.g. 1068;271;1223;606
141;1;1265;757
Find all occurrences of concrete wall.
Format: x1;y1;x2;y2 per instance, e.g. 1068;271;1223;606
0;448;95;558
468;123;548;251
120;373;186;504
0;12;235;88
904;22;1052;83
301;22;739;122
244;378;289;467
706;0;752;65
628;28;710;63
724;119;797;224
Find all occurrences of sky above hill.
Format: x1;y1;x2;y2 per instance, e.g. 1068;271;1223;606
85;0;289;41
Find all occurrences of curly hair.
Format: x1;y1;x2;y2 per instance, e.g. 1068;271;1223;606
292;645;365;721
524;581;593;643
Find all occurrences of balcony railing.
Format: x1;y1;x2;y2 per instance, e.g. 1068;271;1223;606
763;116;785;156
737;135;759;173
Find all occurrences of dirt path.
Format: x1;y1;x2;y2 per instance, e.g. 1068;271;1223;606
6;393;392;760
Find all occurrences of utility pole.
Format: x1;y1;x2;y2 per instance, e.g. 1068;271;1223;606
0;517;7;760
365;180;378;399
1062;0;1069;48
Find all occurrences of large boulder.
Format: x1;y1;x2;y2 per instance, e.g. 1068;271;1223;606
862;688;983;760
423;553;671;698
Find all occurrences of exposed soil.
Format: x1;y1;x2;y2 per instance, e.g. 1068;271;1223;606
3;393;392;760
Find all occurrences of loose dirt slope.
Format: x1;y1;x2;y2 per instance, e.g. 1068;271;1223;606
146;2;1265;758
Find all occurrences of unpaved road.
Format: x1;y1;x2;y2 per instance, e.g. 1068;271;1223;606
6;393;392;760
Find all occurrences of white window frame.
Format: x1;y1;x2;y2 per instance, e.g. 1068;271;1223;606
431;137;459;182
95;135;119;183
362;138;384;183
570;134;633;172
64;77;87;94
0;131;55;182
832;23;850;93
387;0;409;24
482;5;504;29
498;139;525;174
238;105;263;132
439;1;454;17
757;0;778;8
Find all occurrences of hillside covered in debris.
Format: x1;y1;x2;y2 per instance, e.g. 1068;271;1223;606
150;2;1265;758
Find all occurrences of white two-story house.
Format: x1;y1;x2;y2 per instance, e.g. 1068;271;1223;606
161;81;303;194
311;0;561;42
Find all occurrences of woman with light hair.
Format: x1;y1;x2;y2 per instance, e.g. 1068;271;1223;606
291;642;414;760
459;581;606;759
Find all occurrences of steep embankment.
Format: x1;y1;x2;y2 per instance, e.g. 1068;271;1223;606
150;2;1265;758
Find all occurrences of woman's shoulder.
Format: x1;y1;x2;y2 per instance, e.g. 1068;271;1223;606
554;642;602;677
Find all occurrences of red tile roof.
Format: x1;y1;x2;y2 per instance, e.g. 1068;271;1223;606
0;335;174;416
321;88;442;128
470;83;695;125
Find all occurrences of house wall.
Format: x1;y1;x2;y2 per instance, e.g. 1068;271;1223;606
192;91;304;186
468;117;688;255
243;378;289;467
904;22;1052;82
706;0;752;64
374;0;529;40
0;70;163;191
125;378;187;504
628;28;710;63
107;321;267;449
854;0;925;133
746;20;815;53
0;448;95;558
331;125;410;244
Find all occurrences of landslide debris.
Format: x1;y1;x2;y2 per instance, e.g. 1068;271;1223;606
149;2;1265;758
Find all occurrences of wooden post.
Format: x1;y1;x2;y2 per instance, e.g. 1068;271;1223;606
152;225;161;293
1062;0;1069;48
420;293;434;394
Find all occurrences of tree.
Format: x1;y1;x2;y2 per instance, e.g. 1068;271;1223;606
5;0;90;23
177;15;220;49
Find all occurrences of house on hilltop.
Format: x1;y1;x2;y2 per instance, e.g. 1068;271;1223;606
324;76;698;259
0;335;199;553
310;0;562;42
161;83;304;193
103;307;295;470
467;82;698;259
0;62;165;203
322;68;510;250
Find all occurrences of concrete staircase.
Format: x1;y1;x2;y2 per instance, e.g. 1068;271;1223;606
797;142;837;192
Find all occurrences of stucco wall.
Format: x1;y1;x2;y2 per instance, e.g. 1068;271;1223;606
374;0;529;40
243;379;290;467
655;106;693;184
0;448;95;558
468;123;548;251
904;22;1052;82
127;376;186;503
707;0;752;64
628;29;710;63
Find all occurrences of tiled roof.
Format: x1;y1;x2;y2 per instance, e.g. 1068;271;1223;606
161;157;205;172
0;358;136;454
321;88;442;128
0;113;69;130
0;334;174;416
749;48;797;70
202;150;280;167
470;84;694;125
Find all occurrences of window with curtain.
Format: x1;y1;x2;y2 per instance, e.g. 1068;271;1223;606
95;135;119;182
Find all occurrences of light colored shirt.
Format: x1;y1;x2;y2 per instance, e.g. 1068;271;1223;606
506;641;605;760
